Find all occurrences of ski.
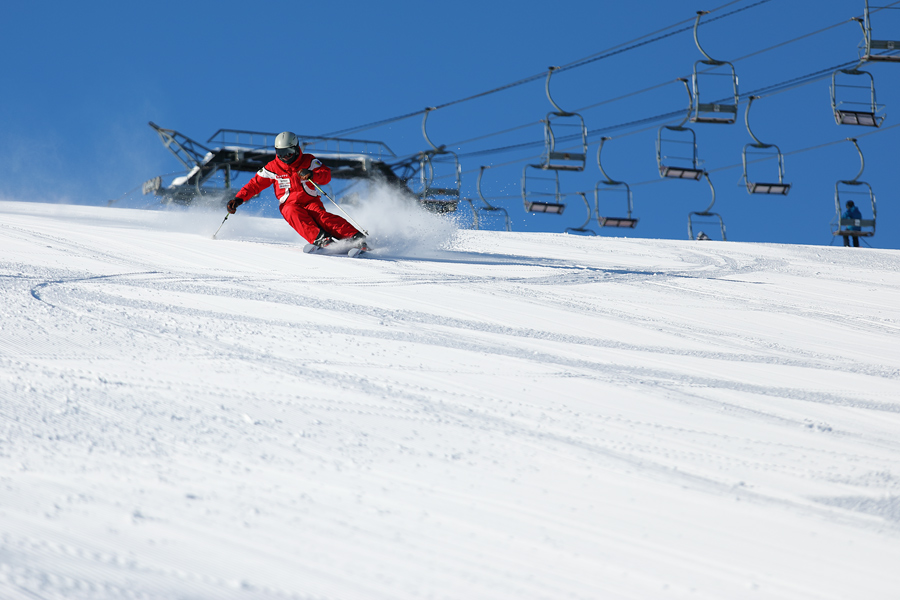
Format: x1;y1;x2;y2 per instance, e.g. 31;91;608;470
303;243;369;258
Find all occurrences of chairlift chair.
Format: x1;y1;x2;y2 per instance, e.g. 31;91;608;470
658;79;706;180
471;166;511;231
416;108;461;214
691;11;739;124
564;193;598;235
859;1;900;62
539;67;589;172
595;137;638;229
831;138;877;240
688;173;727;240
741;96;791;195
522;165;566;214
831;67;885;127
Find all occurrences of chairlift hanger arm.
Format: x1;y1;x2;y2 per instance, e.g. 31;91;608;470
744;96;770;147
693;10;723;65
676;78;693;129
545;66;574;116
421;107;445;152
702;172;717;214
846;137;866;182
596;137;622;185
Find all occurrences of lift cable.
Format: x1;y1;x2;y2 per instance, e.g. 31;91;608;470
447;14;870;152
320;0;774;138
443;55;866;166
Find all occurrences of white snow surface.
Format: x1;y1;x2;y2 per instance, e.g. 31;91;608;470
2;199;900;599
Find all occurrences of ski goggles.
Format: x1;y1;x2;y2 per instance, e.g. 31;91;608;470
276;145;300;163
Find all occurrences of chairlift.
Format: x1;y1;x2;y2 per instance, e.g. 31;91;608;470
859;1;900;62
741;96;791;195
522;165;566;214
539;66;589;172
470;166;511;231
658;79;706;180
416;107;461;213
691;11;739;124
565;193;598;235
595;137;638;228
831;67;885;127
831;138;877;240
688;173;727;241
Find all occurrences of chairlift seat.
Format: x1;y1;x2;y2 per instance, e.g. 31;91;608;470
834;109;882;127
747;182;791;195
660;165;705;180
526;201;566;214
599;217;638;228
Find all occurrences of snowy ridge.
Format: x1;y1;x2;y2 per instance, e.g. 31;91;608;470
2;200;900;599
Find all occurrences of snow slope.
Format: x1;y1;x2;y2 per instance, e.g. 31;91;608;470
2;199;900;599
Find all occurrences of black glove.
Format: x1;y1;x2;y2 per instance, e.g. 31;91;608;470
226;196;244;214
299;169;314;181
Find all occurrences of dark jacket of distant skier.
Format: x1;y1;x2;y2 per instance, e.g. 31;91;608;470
842;201;863;231
227;131;362;248
841;200;863;247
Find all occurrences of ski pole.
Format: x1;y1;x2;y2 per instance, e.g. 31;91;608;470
211;213;230;239
308;180;368;236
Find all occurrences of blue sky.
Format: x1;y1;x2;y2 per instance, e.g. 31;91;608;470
2;0;899;248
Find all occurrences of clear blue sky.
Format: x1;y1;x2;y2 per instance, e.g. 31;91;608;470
2;0;899;248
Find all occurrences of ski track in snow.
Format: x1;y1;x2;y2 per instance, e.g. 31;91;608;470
1;201;900;599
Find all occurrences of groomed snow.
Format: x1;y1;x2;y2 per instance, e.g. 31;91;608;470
2;198;899;599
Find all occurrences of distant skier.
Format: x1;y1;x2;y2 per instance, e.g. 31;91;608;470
841;200;863;247
226;131;367;250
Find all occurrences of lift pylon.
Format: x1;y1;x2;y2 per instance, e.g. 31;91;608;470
691;11;739;124
471;166;511;231
741;96;791;195
658;79;705;180
415;107;461;214
595;137;637;228
859;1;900;63
831;138;877;240
688;173;726;241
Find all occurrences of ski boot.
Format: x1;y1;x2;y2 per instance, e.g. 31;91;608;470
348;232;369;252
313;231;335;248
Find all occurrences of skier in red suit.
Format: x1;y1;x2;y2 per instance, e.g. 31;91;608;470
227;131;366;249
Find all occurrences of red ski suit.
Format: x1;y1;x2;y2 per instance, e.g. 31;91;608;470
234;152;360;243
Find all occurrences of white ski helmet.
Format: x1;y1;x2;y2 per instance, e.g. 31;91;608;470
274;131;301;163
